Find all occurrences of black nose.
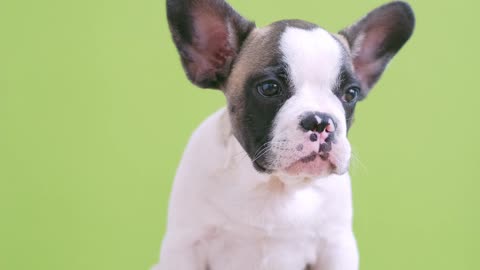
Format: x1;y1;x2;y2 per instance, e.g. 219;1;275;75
300;112;336;133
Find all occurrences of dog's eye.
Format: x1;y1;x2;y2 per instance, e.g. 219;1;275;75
343;87;360;103
257;81;282;97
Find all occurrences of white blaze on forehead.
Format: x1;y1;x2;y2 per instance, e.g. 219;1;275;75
268;27;351;177
280;27;342;90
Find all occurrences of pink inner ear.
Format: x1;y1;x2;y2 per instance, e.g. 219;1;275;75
354;26;389;89
186;9;235;84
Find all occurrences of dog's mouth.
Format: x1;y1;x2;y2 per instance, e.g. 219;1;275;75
299;151;330;163
252;151;337;176
249;135;350;177
284;151;336;176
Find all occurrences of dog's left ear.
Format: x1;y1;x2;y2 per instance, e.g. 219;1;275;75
339;1;415;98
167;0;255;89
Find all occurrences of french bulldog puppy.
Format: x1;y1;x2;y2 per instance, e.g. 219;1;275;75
155;1;415;269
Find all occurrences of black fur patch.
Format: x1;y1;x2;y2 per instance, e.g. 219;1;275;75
334;63;361;130
232;21;319;172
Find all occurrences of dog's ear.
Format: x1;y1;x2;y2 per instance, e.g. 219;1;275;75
339;1;415;98
166;0;255;89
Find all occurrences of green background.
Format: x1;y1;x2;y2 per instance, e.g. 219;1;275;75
1;0;479;269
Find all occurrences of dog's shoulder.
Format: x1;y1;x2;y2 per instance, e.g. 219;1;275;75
171;107;234;189
187;107;231;150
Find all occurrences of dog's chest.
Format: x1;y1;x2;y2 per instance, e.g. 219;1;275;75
202;184;330;270
206;226;318;270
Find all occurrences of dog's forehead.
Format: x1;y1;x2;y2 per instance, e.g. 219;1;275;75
280;26;343;90
226;20;345;96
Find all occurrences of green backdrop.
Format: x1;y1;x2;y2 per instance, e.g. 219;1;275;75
1;0;479;269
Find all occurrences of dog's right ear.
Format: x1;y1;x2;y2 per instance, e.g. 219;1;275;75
166;0;255;89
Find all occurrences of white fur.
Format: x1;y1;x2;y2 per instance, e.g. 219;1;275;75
281;27;341;90
154;27;358;270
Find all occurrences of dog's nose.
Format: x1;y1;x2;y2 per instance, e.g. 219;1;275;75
300;112;336;134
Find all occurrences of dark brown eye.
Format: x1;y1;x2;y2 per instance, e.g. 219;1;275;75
257;81;282;97
343;87;360;103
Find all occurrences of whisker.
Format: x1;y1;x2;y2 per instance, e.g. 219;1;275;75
252;149;271;163
350;149;368;174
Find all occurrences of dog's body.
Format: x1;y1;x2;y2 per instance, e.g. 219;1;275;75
155;1;414;269
158;108;356;269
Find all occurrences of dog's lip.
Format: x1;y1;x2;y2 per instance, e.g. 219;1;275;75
252;153;338;175
297;152;330;164
283;152;335;176
253;160;270;173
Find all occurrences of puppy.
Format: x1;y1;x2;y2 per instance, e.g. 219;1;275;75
155;0;414;269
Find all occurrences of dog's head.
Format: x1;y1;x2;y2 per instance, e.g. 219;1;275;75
167;0;415;179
